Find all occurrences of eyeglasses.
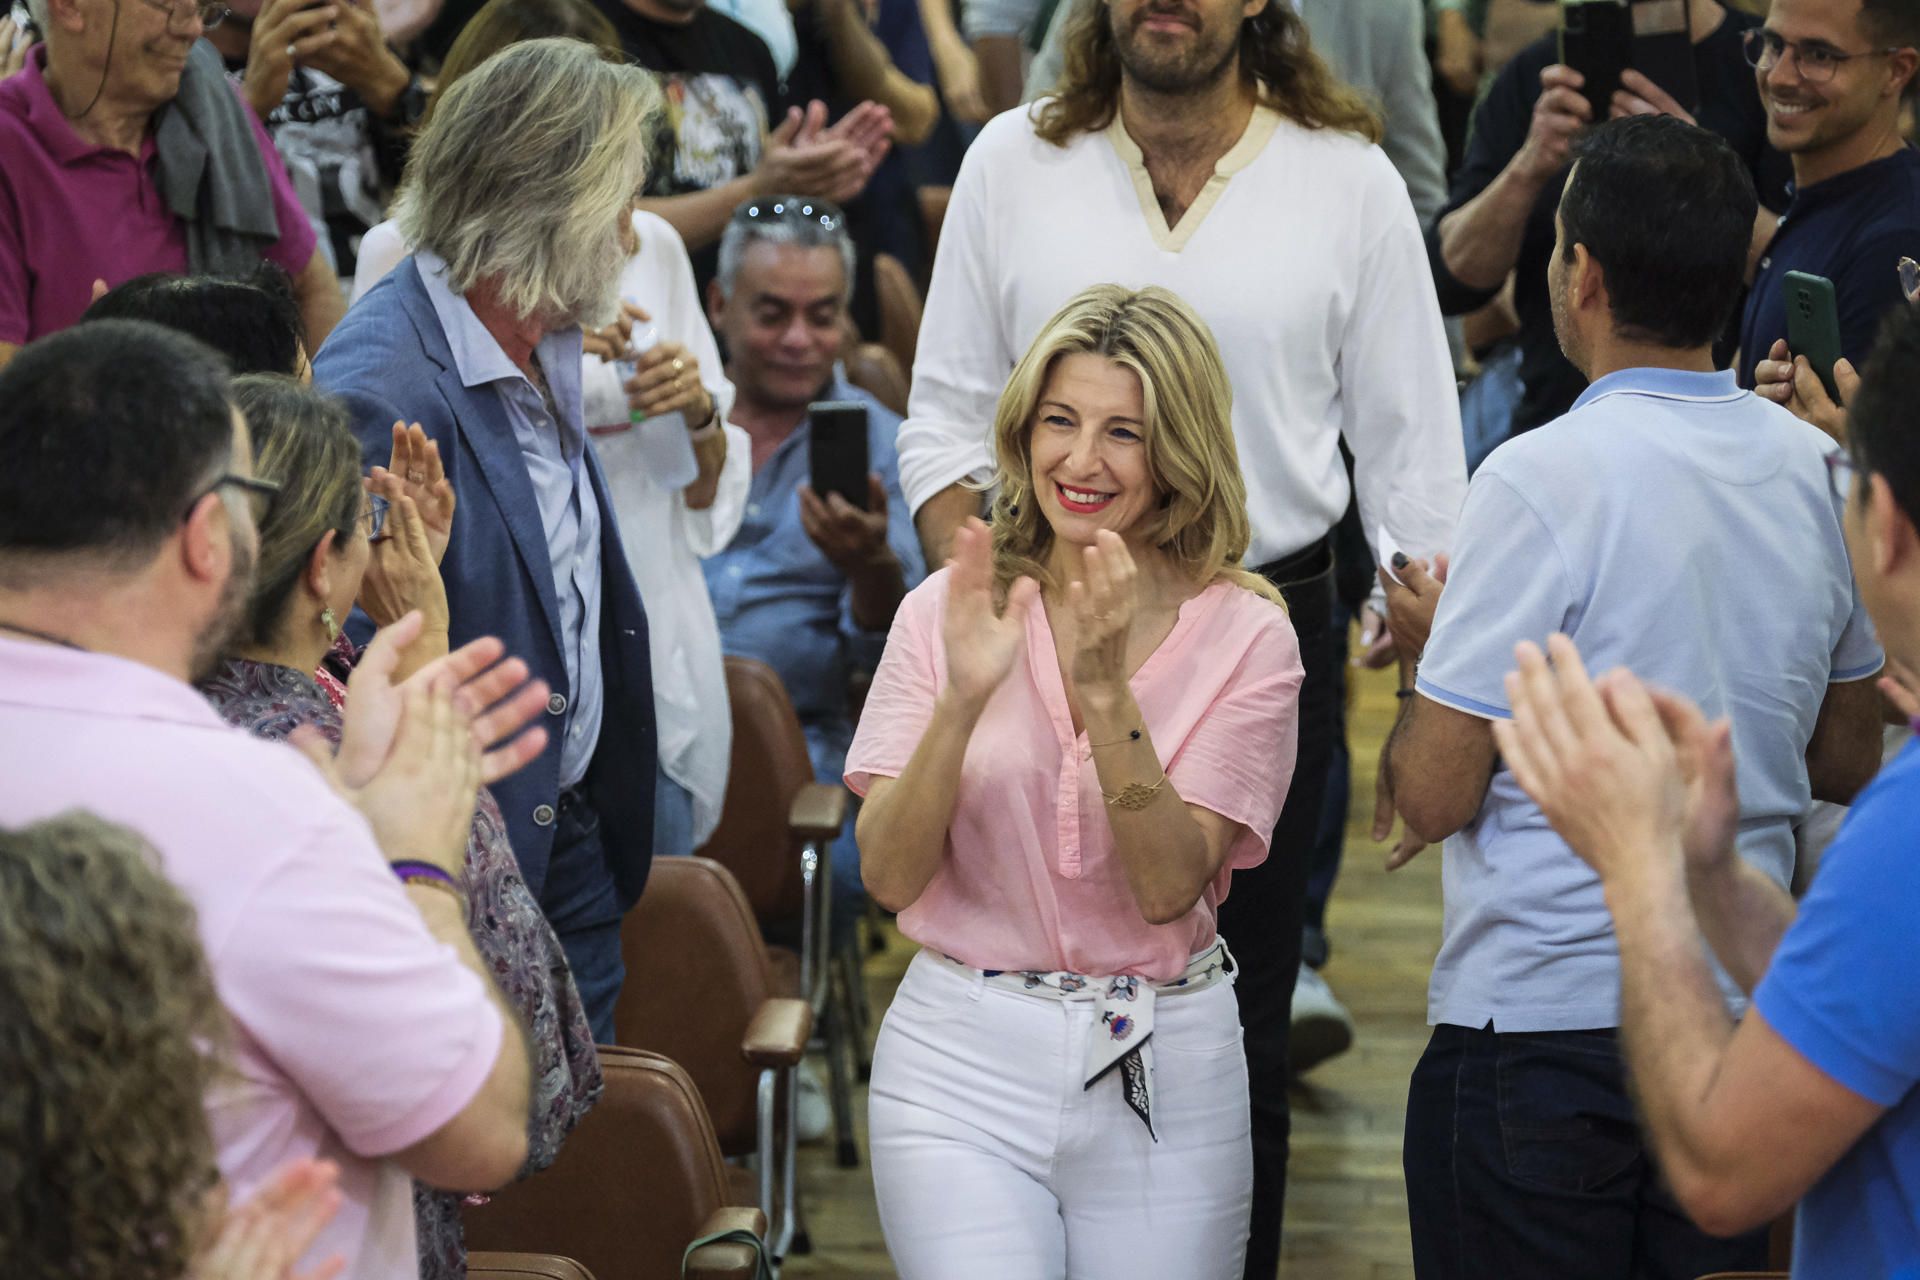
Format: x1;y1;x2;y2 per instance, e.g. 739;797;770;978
185;471;281;525
731;196;845;232
136;0;230;31
359;492;391;541
1742;27;1904;84
1824;448;1862;504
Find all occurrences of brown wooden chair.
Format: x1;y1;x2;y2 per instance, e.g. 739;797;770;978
615;857;812;1257
872;252;922;386
468;1254;596;1280
844;342;909;417
464;1048;769;1280
698;657;860;1168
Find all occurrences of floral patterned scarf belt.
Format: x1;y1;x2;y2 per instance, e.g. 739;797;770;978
934;940;1236;1141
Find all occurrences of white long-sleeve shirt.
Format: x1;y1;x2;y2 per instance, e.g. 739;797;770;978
354;210;746;846
899;104;1466;573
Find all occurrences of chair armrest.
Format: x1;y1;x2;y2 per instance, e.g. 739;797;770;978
742;996;813;1068
789;782;848;844
684;1207;771;1280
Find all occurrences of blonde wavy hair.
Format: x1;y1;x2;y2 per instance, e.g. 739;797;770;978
986;284;1282;609
1033;0;1381;147
393;37;661;326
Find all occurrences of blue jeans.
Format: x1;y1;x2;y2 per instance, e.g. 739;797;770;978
539;789;626;1045
652;766;696;860
1404;1023;1769;1279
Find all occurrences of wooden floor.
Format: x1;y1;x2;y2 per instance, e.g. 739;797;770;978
785;660;1437;1279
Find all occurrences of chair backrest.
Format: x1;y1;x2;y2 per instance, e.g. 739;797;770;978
464;1048;731;1280
468;1253;596;1280
615;857;773;1156
872;252;922;384
844;343;909;417
696;657;816;924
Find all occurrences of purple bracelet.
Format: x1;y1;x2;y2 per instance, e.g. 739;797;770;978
390;860;464;899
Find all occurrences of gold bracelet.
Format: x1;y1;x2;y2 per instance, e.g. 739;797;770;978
1101;773;1170;810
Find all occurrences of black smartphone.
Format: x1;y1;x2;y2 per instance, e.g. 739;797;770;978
1784;271;1846;404
1630;0;1699;114
808;401;871;511
1561;0;1633;122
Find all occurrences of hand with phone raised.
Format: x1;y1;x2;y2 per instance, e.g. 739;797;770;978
1516;64;1594;186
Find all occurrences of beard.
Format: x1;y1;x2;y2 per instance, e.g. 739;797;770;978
560;227;633;331
1112;5;1242;96
188;525;257;685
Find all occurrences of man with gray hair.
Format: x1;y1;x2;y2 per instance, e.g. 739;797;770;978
0;0;344;366
702;194;925;944
315;37;669;1039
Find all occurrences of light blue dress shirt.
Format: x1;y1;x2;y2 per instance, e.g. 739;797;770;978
702;377;926;725
419;253;606;788
1416;367;1883;1033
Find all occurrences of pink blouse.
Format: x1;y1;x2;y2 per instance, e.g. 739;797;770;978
845;567;1303;982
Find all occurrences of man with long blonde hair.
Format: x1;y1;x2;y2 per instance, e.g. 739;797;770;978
894;0;1467;1268
315;38;667;1041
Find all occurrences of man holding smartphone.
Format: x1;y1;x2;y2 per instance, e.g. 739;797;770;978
1742;0;1920;431
701;196;925;915
1431;0;1789;446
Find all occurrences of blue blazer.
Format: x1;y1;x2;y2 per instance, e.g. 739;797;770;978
313;257;656;907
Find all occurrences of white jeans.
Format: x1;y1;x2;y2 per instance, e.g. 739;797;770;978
869;950;1253;1280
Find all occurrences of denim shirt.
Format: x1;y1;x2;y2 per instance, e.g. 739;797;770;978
703;377;926;721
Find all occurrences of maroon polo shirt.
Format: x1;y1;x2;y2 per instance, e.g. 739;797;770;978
0;44;317;345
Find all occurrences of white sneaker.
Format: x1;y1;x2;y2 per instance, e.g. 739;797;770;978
795;1060;832;1144
1289;965;1355;1076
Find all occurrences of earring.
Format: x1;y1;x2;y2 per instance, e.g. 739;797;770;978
1009;501;1020;516
321;606;339;642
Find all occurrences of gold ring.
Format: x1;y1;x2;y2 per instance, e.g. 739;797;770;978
672;357;686;375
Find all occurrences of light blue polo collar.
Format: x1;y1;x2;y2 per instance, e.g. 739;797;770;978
1571;366;1744;412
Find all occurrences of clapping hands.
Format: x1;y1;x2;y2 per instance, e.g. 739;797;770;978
1063;530;1137;697
941;517;1039;708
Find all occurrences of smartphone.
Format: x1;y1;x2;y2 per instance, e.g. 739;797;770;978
1561;0;1633;122
809;401;871;511
1630;0;1699;113
1784;271;1846;404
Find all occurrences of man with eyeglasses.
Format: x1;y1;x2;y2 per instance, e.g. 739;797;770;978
1380;114;1885;1280
0;319;552;1280
1430;0;1791;450
0;0;344;370
1739;0;1920;412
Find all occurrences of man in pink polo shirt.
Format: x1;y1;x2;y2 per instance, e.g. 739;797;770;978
0;0;344;368
0;319;541;1280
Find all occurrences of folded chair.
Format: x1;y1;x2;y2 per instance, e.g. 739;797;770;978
697;657;860;1170
463;1047;769;1280
616;856;813;1258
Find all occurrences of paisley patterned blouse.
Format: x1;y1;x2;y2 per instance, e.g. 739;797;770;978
199;645;604;1280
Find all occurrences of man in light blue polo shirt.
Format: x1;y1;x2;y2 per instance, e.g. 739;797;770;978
1377;114;1886;1280
1486;296;1920;1280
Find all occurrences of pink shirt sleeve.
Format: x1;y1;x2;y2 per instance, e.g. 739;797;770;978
1168;596;1303;877
233;83;320;278
215;808;503;1158
845;571;946;796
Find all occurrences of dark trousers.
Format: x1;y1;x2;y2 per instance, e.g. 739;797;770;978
539;787;627;1045
1301;602;1352;967
1404;1024;1769;1280
1220;551;1339;1279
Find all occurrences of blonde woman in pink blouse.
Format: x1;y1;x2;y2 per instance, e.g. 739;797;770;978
843;284;1303;1279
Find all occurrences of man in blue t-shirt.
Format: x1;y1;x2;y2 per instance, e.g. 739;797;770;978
1743;0;1920;433
1379;114;1886;1279
1492;297;1920;1280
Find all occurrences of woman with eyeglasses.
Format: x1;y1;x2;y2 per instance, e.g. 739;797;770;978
194;374;604;1280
